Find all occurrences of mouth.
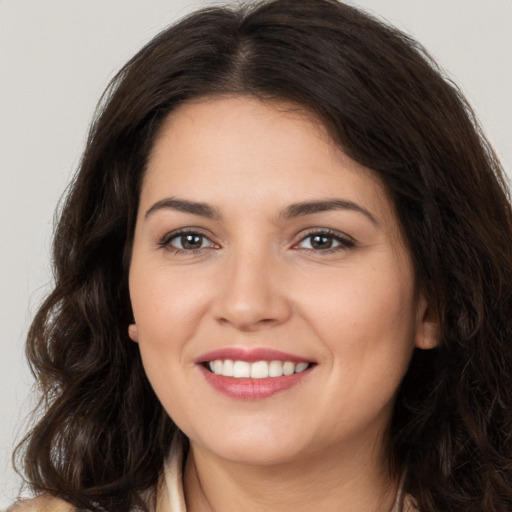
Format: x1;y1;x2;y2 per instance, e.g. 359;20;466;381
196;348;316;399
204;359;312;378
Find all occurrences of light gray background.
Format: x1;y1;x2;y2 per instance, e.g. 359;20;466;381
1;0;511;507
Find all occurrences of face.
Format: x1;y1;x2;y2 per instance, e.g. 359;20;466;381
129;96;434;467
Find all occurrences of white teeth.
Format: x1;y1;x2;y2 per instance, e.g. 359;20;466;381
233;360;251;378
268;360;283;377
207;359;310;378
282;361;295;376
250;361;269;379
213;360;223;375
295;362;309;373
223;359;234;377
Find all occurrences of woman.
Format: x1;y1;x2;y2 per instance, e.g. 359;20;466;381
10;0;512;511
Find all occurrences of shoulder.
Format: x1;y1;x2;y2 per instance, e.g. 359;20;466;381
7;496;75;512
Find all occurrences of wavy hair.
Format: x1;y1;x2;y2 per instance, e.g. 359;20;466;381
15;1;512;511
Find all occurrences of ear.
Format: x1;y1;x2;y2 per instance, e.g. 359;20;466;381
128;323;139;343
415;293;439;350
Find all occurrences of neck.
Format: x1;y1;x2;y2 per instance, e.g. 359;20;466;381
183;438;399;512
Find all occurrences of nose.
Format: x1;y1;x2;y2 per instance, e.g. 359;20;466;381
213;245;292;332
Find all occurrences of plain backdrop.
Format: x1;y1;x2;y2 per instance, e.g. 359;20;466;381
1;0;511;507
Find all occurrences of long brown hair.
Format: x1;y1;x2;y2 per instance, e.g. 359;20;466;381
15;1;512;511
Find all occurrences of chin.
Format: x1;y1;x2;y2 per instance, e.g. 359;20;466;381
190;425;314;466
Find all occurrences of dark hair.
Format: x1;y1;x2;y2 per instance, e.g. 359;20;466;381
15;1;512;511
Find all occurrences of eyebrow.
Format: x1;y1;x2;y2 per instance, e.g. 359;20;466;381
145;198;220;219
145;197;378;225
281;199;379;225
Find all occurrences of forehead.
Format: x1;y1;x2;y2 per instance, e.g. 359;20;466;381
142;95;396;229
148;95;336;169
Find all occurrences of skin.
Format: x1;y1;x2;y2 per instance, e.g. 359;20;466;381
129;96;436;512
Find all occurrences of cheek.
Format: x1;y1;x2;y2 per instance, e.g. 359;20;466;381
129;269;199;415
129;263;209;341
298;259;417;387
299;257;416;338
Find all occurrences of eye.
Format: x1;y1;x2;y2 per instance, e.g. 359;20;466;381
160;230;217;253
295;230;354;251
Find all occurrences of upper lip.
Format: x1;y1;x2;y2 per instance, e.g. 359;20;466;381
195;347;313;364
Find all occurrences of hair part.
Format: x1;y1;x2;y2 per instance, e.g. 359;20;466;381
16;1;512;511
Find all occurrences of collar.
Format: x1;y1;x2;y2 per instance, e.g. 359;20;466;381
156;432;187;512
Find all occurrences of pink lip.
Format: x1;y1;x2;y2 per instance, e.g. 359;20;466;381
199;365;313;400
196;347;315;400
195;347;312;364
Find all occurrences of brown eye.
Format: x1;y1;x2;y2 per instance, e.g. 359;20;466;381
296;231;354;252
310;234;334;249
179;234;204;250
165;232;215;252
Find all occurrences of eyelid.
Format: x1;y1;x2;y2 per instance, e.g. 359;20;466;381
156;226;355;254
292;228;356;251
158;227;219;252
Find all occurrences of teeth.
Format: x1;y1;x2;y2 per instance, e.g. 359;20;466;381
207;359;310;378
233;360;250;378
295;362;309;373
223;359;234;377
282;361;295;376
251;361;269;379
268;360;283;377
213;360;223;374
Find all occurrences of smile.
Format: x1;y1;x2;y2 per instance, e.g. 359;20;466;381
206;359;310;378
197;348;315;399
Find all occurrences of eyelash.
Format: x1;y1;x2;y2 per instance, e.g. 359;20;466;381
292;228;355;253
158;228;355;255
158;228;217;255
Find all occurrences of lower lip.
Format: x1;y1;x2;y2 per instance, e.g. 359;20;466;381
199;365;312;399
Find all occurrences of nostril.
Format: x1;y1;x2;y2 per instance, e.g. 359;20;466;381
216;315;280;331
